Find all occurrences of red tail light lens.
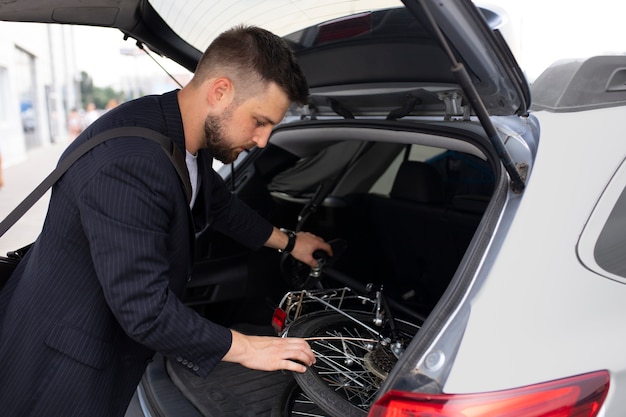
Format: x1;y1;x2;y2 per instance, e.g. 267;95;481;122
272;307;287;333
369;371;609;417
316;12;372;45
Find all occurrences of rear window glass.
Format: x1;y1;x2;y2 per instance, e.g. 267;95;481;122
370;144;495;200
370;144;442;195
594;187;626;277
578;157;626;284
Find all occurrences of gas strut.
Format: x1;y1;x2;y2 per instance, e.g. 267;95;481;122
410;0;526;193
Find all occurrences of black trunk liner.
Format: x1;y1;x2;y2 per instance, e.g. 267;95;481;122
166;324;294;417
167;359;294;417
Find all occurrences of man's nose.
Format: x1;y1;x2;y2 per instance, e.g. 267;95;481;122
252;128;272;148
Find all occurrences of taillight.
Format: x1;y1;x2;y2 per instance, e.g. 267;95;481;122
272;307;287;333
369;370;609;417
316;12;372;45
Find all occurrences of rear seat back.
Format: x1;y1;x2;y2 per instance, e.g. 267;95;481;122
359;161;450;306
350;160;487;309
389;161;446;204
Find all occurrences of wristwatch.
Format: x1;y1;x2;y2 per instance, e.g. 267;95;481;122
278;228;297;254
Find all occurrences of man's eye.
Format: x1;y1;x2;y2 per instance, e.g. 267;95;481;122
255;119;266;127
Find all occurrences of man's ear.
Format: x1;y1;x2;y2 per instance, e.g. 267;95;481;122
207;77;234;108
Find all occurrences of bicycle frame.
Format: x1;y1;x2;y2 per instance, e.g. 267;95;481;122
272;287;389;340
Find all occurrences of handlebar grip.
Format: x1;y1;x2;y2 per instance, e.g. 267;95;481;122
313;249;329;261
310;250;329;279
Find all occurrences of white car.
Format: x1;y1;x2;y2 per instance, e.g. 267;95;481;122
1;1;624;416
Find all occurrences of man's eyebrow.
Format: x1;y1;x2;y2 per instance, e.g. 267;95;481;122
258;114;279;126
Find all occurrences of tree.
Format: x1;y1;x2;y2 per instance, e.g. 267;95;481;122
79;71;124;110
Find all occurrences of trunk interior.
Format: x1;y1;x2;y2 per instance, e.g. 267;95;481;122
136;118;499;417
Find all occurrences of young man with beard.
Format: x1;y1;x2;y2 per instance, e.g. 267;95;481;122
0;25;330;417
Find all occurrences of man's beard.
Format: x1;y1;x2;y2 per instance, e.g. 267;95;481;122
203;108;240;164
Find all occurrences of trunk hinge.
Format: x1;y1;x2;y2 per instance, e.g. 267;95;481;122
437;91;471;121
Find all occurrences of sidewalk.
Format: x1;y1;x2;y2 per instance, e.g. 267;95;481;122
0;140;70;255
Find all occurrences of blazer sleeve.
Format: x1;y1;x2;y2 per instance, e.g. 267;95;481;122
77;144;232;378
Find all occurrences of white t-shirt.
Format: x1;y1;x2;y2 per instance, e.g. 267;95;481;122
185;150;199;208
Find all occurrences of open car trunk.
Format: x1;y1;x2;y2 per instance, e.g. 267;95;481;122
0;0;535;415
132;116;505;417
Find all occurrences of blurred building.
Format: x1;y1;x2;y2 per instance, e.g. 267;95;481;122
0;22;192;168
0;22;80;166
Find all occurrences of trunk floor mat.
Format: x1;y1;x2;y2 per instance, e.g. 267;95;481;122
167;359;294;417
166;324;294;417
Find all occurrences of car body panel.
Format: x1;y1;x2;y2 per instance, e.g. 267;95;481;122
442;107;626;411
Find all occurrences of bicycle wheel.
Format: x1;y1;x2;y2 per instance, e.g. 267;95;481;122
287;311;419;417
273;380;329;417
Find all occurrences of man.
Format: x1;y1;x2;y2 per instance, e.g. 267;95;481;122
0;25;330;416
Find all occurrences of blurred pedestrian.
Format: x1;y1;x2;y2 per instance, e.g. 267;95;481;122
104;98;119;112
84;102;100;126
67;108;83;141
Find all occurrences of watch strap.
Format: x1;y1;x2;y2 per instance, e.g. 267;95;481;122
278;228;297;254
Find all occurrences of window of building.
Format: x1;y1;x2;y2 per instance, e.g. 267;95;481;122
0;66;8;124
15;46;38;148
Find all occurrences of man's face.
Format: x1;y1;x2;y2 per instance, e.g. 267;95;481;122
203;82;291;164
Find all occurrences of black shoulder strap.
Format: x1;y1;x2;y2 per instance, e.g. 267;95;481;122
0;126;192;239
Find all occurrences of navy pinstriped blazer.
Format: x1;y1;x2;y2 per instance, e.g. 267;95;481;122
0;91;273;417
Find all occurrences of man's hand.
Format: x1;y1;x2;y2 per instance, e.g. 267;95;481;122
266;227;333;268
291;231;332;267
222;330;316;373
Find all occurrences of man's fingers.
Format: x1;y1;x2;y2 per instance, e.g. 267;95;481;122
292;232;333;267
224;333;317;373
283;345;316;367
271;338;316;373
281;359;308;373
278;338;315;363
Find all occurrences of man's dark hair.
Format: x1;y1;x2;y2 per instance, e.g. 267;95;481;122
193;25;309;106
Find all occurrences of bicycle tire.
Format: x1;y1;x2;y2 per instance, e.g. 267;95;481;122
286;311;418;417
272;380;329;417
